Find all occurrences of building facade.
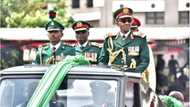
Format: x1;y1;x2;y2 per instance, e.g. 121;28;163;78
67;0;190;27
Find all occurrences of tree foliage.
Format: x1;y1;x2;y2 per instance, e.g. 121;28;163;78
0;0;74;27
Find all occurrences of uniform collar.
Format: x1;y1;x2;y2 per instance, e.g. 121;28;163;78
50;42;61;51
119;30;131;38
78;41;88;48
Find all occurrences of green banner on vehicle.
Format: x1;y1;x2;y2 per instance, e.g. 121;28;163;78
27;55;90;107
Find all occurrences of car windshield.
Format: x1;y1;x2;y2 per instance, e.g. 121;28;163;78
0;79;39;107
0;78;118;107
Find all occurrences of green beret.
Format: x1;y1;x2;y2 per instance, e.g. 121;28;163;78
45;20;64;32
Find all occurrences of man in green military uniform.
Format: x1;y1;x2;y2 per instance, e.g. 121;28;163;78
98;7;149;73
34;20;75;64
99;7;150;107
72;21;101;64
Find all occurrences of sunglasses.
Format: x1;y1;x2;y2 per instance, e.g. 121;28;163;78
131;27;138;31
75;30;87;34
118;17;132;23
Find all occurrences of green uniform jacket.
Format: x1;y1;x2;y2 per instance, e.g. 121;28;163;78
98;32;149;73
34;42;75;64
75;42;102;64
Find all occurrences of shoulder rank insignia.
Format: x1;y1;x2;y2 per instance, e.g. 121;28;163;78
63;42;75;47
133;31;146;38
40;43;48;47
38;43;49;50
105;32;117;39
91;42;103;48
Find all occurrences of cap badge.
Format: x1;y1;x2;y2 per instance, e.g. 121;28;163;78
50;22;55;26
123;8;129;14
76;22;83;28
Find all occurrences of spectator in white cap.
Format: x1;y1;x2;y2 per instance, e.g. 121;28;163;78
169;91;184;102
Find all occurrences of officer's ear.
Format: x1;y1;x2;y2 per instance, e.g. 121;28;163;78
87;30;89;35
114;19;119;25
61;30;63;35
60;31;63;37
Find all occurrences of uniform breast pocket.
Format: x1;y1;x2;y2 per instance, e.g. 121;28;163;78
127;46;140;56
84;52;97;62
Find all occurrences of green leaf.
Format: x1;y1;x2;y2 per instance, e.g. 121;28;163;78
1;0;72;27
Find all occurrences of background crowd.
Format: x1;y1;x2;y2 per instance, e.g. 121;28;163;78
156;54;189;103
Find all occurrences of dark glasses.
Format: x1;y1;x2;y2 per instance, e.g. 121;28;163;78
118;17;132;23
76;30;87;34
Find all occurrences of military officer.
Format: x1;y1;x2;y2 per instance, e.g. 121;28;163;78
131;17;147;38
98;7;149;73
131;17;141;29
72;21;101;64
34;20;75;64
131;17;141;34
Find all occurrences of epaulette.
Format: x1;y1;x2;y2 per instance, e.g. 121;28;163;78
91;42;103;48
133;31;146;38
63;42;75;47
105;33;117;39
38;43;49;49
62;42;69;46
69;44;76;47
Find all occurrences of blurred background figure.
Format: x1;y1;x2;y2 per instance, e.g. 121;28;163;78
155;54;168;94
156;54;165;74
168;54;179;80
167;66;189;104
0;46;23;69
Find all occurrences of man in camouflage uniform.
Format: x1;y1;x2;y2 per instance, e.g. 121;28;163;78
98;7;149;73
34;20;75;64
72;21;101;64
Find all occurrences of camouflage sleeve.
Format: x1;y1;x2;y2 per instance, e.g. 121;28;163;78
136;38;150;73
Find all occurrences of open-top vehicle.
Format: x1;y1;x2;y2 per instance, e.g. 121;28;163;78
0;64;164;107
